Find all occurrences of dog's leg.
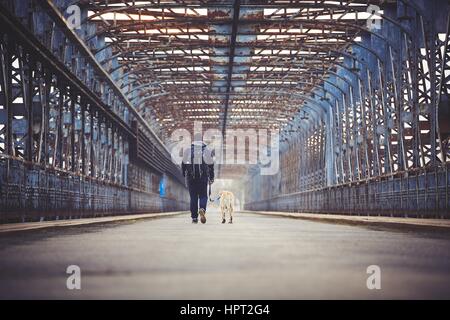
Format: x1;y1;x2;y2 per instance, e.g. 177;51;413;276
228;195;234;224
221;206;226;224
228;206;233;224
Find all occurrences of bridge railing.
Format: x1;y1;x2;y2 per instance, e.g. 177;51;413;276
0;1;189;222
245;163;449;218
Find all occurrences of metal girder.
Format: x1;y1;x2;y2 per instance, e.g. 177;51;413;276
0;0;190;220
1;0;449;218
76;0;379;137
243;0;450;216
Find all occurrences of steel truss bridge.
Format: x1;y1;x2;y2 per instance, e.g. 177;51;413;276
0;0;449;222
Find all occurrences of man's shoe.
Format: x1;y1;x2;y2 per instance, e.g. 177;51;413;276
198;208;206;224
192;218;198;224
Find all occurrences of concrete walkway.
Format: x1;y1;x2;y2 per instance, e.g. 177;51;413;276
0;209;450;299
243;211;450;232
0;211;186;233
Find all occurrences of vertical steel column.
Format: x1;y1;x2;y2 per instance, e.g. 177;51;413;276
70;92;75;172
81;100;86;175
349;86;361;179
367;69;381;176
39;65;50;166
0;35;12;156
377;58;394;174
358;78;371;178
18;46;33;162
56;84;63;168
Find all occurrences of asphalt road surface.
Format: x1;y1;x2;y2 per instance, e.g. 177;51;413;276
1;210;450;299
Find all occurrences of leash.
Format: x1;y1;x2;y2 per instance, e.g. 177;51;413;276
209;182;221;203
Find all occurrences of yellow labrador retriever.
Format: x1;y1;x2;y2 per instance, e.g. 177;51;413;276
218;191;235;224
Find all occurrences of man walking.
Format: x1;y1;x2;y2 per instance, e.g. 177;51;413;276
182;133;214;224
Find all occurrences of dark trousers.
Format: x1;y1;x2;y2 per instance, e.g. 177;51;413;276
188;176;208;219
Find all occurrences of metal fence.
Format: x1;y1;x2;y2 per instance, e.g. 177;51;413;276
0;157;188;223
245;163;449;218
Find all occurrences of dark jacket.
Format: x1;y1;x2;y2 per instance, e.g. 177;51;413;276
181;142;214;182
